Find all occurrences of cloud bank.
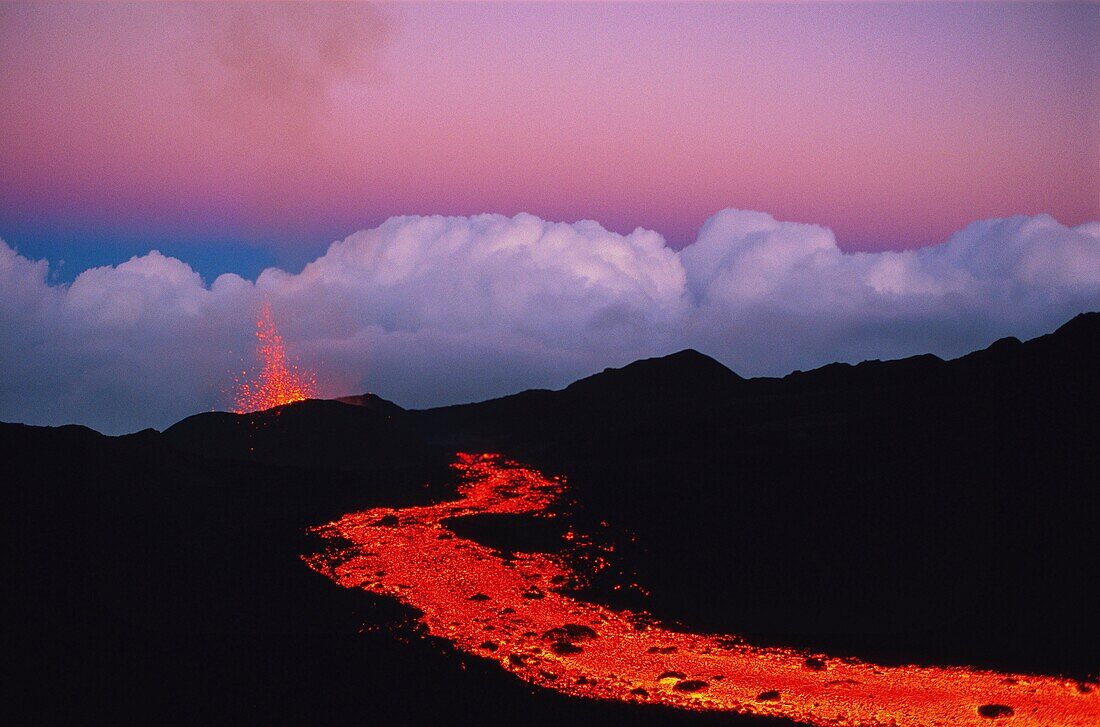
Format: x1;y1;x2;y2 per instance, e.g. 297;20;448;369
2;210;1098;434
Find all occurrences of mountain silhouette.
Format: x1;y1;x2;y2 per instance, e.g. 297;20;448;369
3;312;1096;724
165;396;428;472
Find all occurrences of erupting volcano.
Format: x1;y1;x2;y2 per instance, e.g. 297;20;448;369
234;303;316;413
305;454;1099;727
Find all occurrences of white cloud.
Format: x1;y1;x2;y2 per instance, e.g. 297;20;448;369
682;212;1100;376
1;210;1097;434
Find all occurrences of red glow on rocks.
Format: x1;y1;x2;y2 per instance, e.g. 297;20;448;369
234;303;316;413
305;454;1099;726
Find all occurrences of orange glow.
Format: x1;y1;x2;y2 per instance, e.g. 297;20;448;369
305;454;1099;726
234;302;316;413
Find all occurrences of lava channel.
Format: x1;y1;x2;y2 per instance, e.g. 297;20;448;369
303;453;1099;726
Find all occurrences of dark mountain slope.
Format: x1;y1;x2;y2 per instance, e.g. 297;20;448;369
164;313;1097;676
407;312;1099;676
564;347;744;396
164;396;438;472
332;391;408;416
408;347;745;458
6;422;741;726
4;313;1096;724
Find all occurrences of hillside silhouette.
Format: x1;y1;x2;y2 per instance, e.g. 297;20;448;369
4;312;1097;724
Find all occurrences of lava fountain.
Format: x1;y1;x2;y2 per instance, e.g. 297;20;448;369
305;454;1099;726
234;302;316;413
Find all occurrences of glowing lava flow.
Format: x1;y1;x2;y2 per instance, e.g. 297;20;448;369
234;303;316;413
305;454;1099;726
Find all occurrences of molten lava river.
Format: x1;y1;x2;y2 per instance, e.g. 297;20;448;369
304;454;1098;726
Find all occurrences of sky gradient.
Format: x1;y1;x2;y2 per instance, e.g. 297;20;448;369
1;2;1098;433
1;1;1097;281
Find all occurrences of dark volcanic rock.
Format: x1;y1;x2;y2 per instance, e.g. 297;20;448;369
978;704;1014;718
410;312;1100;679
164;397;442;474
549;642;583;655
542;624;598;642
4;312;1099;726
443;513;567;555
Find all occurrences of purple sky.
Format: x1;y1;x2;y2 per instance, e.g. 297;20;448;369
1;2;1097;279
1;2;1098;433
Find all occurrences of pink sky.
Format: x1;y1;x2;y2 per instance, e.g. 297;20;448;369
1;1;1097;258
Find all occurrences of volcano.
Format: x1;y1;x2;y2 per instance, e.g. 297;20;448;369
4;313;1098;725
234;302;317;414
